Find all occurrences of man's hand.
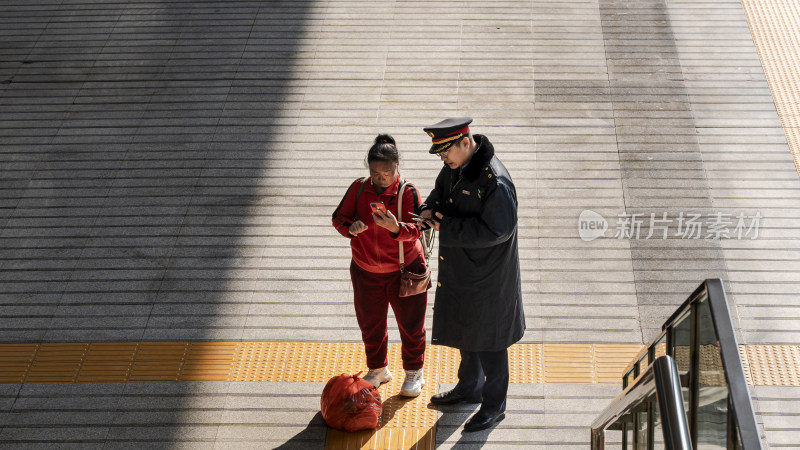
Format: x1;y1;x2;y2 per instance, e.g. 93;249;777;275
373;210;400;234
349;220;368;236
422;212;443;231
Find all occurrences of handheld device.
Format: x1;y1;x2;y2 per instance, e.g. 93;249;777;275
370;202;387;215
410;211;440;222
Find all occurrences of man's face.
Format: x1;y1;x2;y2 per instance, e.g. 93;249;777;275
439;137;471;169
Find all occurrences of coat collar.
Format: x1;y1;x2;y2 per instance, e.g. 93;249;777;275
460;134;494;182
366;175;400;197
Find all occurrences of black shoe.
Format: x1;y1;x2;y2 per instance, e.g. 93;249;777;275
463;410;505;432
430;388;482;405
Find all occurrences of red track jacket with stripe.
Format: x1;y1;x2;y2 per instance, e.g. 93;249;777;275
332;176;424;273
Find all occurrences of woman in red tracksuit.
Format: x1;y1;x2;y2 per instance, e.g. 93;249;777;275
332;134;428;398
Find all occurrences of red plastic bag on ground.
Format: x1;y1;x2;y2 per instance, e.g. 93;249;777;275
320;371;383;432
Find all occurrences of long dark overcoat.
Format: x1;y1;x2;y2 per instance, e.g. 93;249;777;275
423;134;525;352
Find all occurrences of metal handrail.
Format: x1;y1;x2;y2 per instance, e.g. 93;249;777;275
592;279;764;449
705;279;762;449
653;356;693;450
591;355;692;450
659;279;761;448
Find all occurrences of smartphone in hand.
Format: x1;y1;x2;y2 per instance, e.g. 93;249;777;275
370;202;387;215
410;211;439;222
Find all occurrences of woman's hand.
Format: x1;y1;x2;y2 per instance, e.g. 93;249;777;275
373;210;400;234
349;220;368;236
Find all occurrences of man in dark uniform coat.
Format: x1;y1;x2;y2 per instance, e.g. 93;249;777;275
418;117;525;432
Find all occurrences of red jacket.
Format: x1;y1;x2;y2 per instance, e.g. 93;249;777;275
332;176;424;273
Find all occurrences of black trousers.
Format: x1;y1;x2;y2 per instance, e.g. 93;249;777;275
456;348;509;414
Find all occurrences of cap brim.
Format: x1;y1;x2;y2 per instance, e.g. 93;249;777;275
429;141;455;154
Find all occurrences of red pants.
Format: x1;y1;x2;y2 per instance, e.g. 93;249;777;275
350;260;427;370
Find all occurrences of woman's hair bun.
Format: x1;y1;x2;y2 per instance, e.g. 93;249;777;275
366;133;400;166
374;134;396;146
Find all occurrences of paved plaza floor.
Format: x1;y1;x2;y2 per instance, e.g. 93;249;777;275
1;0;800;448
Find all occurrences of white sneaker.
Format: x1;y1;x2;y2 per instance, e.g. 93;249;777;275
362;366;392;388
399;369;425;397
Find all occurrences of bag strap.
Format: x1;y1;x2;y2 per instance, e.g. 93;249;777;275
397;180;431;271
398;180;406;270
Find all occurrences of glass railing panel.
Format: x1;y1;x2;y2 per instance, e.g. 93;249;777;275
671;310;692;421
653;334;668;361
652;398;665;449
623;416;634;449
696;296;731;449
636;409;648;449
636;354;647;378
607;429;623;449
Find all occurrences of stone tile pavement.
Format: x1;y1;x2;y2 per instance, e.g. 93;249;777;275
1;0;799;447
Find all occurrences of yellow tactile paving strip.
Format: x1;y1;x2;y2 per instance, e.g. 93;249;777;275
0;341;642;450
741;0;800;176
3;342;798;387
743;345;800;386
0;342;645;385
2;342;798;450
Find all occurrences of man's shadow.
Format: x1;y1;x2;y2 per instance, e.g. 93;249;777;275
416;401;494;449
413;382;493;448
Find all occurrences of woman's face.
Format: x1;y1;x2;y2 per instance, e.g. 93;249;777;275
369;160;398;191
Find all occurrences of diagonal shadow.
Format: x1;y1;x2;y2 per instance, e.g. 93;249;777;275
324;393;420;445
421;402;487;449
0;0;317;447
274;412;327;450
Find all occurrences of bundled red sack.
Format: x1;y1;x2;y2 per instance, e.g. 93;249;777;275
320;371;382;432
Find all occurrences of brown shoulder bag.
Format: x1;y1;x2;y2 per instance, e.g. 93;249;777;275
397;180;432;297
